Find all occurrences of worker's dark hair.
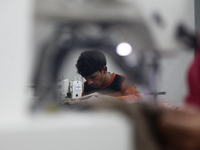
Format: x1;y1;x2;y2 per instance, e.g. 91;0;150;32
76;50;106;77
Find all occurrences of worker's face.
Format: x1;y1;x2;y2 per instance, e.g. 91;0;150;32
84;67;107;88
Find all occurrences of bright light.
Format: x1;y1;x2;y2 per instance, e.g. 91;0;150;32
116;43;132;56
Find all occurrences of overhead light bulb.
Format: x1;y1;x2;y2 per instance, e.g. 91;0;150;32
116;42;132;56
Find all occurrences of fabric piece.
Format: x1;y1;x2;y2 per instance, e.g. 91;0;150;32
60;92;103;108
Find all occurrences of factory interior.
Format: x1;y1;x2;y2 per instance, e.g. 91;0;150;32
1;0;200;150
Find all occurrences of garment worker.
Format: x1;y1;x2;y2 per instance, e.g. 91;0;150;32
75;50;142;102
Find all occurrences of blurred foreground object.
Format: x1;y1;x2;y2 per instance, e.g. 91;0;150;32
158;106;200;150
0;0;197;150
61;94;163;150
157;31;200;149
60;93;200;150
0;107;133;150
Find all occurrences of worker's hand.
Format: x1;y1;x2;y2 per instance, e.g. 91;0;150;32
60;92;104;106
157;107;200;150
60;98;80;105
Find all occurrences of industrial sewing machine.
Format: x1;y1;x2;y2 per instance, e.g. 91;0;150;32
57;77;83;100
0;0;195;150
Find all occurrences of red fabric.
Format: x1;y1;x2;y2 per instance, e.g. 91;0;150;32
185;48;200;108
